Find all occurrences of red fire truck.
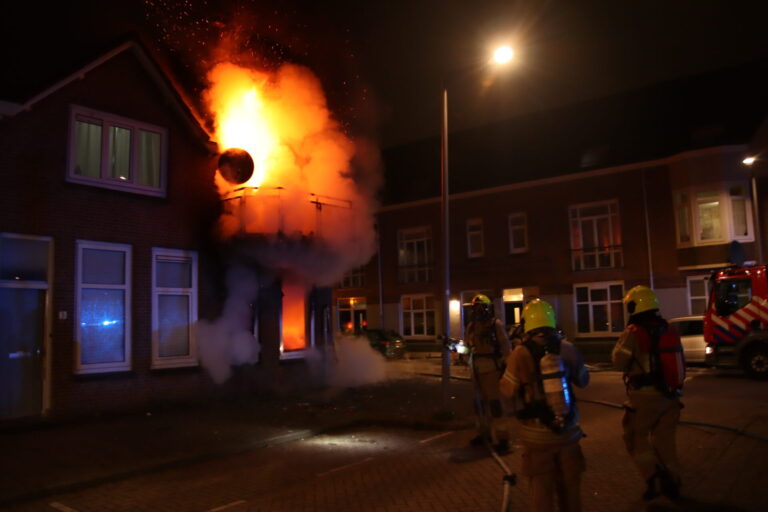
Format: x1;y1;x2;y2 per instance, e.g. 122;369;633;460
704;264;768;379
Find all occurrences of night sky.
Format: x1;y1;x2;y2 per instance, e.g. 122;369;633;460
2;0;768;148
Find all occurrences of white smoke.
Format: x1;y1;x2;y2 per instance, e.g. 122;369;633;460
197;265;261;384
324;336;388;388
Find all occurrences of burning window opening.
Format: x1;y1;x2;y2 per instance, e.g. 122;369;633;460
279;279;316;359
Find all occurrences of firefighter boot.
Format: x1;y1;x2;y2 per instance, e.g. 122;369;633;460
658;467;681;500
642;474;660;501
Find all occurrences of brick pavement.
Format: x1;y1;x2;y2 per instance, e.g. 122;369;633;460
1;357;767;512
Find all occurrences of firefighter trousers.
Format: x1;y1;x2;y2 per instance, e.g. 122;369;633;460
521;441;585;512
621;389;682;483
472;368;509;443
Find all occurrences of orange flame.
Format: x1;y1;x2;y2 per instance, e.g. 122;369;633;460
282;279;306;351
206;63;277;187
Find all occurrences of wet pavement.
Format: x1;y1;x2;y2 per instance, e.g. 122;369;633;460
1;354;766;512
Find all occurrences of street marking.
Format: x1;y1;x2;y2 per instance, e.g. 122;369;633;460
317;456;374;477
207;500;247;512
419;431;453;444
49;503;80;512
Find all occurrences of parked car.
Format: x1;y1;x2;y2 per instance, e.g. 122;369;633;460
364;329;406;359
669;316;707;364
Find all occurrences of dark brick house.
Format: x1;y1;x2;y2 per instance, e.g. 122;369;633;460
0;41;335;420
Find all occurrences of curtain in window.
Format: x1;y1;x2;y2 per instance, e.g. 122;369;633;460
75;121;102;177
139;130;161;187
109;126;132;180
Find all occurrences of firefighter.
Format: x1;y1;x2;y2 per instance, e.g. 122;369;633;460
612;285;683;501
465;293;512;452
499;299;589;512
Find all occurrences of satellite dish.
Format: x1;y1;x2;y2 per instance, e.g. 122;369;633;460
218;148;254;185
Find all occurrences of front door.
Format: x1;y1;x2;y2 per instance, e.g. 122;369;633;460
0;233;51;419
0;287;45;419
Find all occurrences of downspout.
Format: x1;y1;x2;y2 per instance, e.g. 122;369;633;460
642;169;655;288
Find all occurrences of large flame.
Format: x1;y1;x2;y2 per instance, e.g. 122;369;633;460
206;64;278;187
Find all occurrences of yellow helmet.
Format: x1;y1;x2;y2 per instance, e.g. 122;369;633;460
471;294;492;307
623;285;660;314
522;299;556;333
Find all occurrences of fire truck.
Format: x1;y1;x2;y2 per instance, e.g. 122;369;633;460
704;264;768;379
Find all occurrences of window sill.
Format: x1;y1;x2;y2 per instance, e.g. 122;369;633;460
72;370;136;381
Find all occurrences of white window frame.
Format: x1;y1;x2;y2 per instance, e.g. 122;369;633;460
67;105;168;197
466;218;484;258
686;274;710;315
673;183;754;247
151;248;198;369
569;200;622;271
336;296;367;334
75;240;132;374
400;294;436;339
508;212;528;254
397;226;433;283
573;281;625;337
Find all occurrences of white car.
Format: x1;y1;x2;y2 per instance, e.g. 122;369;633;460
668;316;706;364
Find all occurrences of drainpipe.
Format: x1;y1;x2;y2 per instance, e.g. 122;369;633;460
642;169;655;288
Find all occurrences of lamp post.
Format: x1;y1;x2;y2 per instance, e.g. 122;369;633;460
440;45;515;409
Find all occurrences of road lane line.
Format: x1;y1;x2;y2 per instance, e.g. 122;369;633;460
317;456;374;477
49;503;80;512
207;500;247;512
419;431;453;444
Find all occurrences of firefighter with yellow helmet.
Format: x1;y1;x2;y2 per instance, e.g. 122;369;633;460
500;299;589;512
612;285;684;501
465;293;512;452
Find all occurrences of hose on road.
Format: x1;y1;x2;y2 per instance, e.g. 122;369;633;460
580;398;768;443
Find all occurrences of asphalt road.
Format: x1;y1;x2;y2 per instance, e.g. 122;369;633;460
6;360;767;512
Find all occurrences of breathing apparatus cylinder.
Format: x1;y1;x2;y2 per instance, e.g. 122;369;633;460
539;352;572;430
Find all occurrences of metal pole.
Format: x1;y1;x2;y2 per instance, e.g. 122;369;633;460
751;173;763;263
641;169;654;288
441;87;452;408
376;223;385;327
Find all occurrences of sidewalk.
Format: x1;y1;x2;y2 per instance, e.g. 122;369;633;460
0;366;475;508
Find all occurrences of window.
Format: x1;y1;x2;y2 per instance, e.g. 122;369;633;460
687;275;710;315
339;265;365;288
466;218;484;258
68;105;167;197
569;200;622;271
574;282;624;336
674;184;753;247
713;278;752;317
337;297;367;334
398;227;433;283
151;248;198;369
401;294;436;338
75;240;131;374
508;212;528;254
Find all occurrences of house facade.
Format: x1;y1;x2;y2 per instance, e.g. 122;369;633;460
0;42;334;421
333;61;768;350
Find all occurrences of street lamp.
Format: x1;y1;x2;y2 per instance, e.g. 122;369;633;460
440;45;515;408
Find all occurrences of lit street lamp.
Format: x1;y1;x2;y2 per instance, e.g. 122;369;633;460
441;45;515;408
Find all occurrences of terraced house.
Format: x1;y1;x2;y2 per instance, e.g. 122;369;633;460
334;59;768;354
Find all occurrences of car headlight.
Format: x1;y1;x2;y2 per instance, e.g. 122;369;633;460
456;341;469;355
705;345;714;355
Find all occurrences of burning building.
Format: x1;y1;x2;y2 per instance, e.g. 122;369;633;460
197;61;377;385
